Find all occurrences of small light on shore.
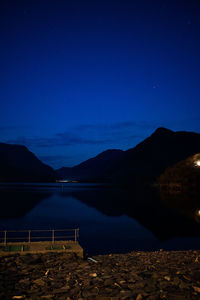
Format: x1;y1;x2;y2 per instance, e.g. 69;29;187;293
195;160;200;167
196;210;200;216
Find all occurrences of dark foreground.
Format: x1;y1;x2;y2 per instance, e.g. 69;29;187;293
1;250;200;299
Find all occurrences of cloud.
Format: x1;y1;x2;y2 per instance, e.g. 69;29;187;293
6;133;109;148
3;121;159;168
5;120;154;150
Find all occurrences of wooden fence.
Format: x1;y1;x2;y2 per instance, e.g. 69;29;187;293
0;228;79;245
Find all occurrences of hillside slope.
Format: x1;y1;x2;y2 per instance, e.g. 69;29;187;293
113;127;200;185
0;143;57;182
57;149;124;182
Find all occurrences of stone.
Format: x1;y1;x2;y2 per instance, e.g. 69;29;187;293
104;278;113;286
90;273;97;277
69;287;80;296
136;293;143;300
1;250;200;299
164;275;171;281
33;278;46;286
193;286;200;293
120;290;134;298
147;295;159;300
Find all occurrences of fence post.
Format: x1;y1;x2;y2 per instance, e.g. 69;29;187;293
28;230;31;243
75;229;77;242
52;230;55;243
4;231;7;245
77;228;79;239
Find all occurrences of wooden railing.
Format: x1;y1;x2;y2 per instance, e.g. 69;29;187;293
0;228;79;245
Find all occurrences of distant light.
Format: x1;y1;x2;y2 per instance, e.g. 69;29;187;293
195;160;200;167
196;210;200;216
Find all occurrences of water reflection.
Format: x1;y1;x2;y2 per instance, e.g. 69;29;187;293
0;186;51;218
0;183;200;244
159;187;200;226
59;185;200;241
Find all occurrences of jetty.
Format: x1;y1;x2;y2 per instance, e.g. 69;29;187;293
0;228;83;258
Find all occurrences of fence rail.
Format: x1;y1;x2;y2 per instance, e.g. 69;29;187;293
0;228;79;245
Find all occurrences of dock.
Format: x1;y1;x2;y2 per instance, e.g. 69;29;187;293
0;228;83;258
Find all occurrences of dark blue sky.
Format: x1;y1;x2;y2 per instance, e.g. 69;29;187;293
1;0;200;168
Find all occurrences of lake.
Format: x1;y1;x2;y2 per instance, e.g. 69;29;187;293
0;183;200;255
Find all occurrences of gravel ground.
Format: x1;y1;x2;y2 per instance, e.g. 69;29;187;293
1;250;200;299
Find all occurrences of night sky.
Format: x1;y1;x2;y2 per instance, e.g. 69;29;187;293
1;0;200;169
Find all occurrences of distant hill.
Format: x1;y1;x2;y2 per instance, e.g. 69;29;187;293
158;153;200;190
57;149;124;182
113;127;200;186
0;143;57;182
58;127;200;185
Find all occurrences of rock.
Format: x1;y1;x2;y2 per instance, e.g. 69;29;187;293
104;278;113;286
164;275;171;281
1;250;200;299
151;273;159;279
167;295;189;300
120;290;134;298
18;278;30;285
136;293;143;300
33;278;46;286
193;286;200;293
147;295;159;300
69;287;80;296
179;281;189;289
90;273;97;277
82;288;98;297
45;269;50;276
191;271;200;281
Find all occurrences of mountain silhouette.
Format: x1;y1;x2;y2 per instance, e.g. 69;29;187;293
58;127;200;185
114;127;200;186
57;149;124;182
0;143;57;182
2;127;200;184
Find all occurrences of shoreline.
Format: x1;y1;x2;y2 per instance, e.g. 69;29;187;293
1;249;200;299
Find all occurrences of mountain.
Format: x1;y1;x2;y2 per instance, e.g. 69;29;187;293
0;143;57;182
114;127;200;186
158;153;200;191
58;127;200;185
57;149;124;182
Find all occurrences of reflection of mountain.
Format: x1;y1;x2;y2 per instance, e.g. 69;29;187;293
160;190;200;224
57;128;200;186
59;186;200;240
157;153;200;225
0;143;57;182
0;187;51;218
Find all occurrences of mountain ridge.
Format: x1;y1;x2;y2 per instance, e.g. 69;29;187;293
1;127;200;184
57;127;200;185
0;142;57;182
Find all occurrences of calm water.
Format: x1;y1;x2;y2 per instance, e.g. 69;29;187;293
0;183;200;255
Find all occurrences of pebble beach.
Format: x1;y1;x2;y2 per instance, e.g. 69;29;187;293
1;250;200;299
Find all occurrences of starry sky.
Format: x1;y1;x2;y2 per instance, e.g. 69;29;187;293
1;0;200;169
